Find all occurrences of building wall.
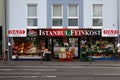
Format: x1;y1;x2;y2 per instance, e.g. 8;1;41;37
0;0;2;26
0;0;5;26
0;0;5;60
7;0;47;29
47;0;84;28
7;0;118;29
84;0;117;30
119;0;120;29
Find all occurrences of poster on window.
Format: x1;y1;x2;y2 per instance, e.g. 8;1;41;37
54;47;61;57
69;38;78;57
69;47;78;57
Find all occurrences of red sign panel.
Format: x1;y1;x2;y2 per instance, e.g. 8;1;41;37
27;29;101;37
8;30;25;34
103;30;118;35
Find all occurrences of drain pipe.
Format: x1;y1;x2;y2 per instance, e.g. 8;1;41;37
117;0;120;60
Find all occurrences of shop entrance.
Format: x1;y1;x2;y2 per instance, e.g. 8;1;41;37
0;27;2;60
52;37;79;59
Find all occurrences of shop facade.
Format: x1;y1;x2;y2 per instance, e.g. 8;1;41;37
10;29;117;60
7;0;119;61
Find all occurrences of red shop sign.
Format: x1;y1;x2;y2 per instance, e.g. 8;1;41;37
8;30;25;34
38;29;101;37
103;30;118;35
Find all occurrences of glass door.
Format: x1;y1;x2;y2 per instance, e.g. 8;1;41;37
68;38;78;57
53;37;79;58
53;37;63;57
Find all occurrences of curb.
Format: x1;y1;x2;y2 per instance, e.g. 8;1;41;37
1;60;120;67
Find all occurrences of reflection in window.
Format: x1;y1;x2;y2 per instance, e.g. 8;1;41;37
52;19;62;26
93;18;103;26
68;19;78;26
27;18;37;26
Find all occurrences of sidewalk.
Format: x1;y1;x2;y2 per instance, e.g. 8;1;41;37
0;59;120;67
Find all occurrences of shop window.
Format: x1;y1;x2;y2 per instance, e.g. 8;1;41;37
27;4;38;26
68;4;79;27
93;4;103;26
12;37;38;53
12;37;41;59
80;37;117;60
52;4;63;27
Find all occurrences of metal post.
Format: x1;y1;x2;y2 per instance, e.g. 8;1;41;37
5;0;10;61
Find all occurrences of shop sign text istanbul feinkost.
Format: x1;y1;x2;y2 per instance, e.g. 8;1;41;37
38;29;101;37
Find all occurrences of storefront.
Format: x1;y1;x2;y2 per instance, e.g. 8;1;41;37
10;29;117;60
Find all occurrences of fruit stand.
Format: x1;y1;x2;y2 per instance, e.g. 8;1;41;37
59;48;73;61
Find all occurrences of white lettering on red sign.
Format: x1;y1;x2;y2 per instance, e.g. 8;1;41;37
8;30;25;34
103;30;118;35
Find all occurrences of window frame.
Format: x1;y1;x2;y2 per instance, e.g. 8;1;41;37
92;4;103;27
27;4;38;28
68;4;79;28
52;4;63;28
